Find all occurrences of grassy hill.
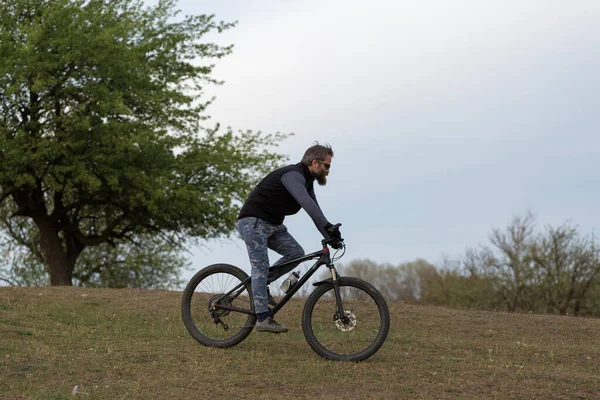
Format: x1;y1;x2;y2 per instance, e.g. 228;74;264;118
1;287;599;399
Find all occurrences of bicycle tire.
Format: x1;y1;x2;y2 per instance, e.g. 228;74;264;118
302;277;390;362
181;264;256;348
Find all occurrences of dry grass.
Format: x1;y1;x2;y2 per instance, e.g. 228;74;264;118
1;287;599;399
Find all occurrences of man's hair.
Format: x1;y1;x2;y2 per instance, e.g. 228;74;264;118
301;143;334;166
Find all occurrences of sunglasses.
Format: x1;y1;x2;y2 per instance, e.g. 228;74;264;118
316;160;331;170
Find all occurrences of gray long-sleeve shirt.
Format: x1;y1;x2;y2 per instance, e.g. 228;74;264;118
281;171;330;238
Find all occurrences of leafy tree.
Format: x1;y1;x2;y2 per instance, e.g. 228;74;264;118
0;0;288;285
0;200;190;288
73;235;189;289
0;202;47;286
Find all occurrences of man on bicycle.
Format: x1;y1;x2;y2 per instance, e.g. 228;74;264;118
237;143;342;333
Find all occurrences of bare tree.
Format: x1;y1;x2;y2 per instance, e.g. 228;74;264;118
485;213;537;311
461;213;600;316
530;224;600;315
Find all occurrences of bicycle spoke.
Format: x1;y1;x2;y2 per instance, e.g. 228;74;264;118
311;291;380;355
193;277;250;337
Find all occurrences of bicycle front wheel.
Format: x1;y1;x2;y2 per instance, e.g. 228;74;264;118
181;264;256;348
302;277;390;362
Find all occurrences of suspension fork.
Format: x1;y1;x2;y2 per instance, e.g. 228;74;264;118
329;266;350;324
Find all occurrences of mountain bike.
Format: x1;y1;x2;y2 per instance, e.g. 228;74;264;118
181;225;390;362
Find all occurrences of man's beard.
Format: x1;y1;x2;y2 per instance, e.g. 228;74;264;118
316;173;327;186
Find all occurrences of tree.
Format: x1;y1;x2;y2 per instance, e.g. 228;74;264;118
479;213;537;311
462;213;600;316
73;235;189;289
333;258;437;302
401;259;440;302
0;201;48;286
0;200;190;288
581;282;600;317
529;224;600;316
0;0;288;285
431;255;501;310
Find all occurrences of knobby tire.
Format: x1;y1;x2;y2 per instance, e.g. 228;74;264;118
302;277;390;362
181;264;256;348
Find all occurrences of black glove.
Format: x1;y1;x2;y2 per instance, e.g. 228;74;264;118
330;239;344;250
324;223;343;249
324;222;342;239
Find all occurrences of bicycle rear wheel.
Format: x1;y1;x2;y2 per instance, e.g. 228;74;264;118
181;264;256;348
302;277;390;362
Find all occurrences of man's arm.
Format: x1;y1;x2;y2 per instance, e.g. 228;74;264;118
308;184;321;210
281;171;330;238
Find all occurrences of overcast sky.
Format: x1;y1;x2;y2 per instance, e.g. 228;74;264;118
149;0;600;283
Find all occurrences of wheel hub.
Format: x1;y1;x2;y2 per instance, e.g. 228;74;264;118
334;310;357;332
208;294;231;317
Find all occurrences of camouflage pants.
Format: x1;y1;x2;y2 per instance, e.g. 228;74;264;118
236;217;305;314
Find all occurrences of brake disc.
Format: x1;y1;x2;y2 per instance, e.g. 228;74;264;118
334;310;357;332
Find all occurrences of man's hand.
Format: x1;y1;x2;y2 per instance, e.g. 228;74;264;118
330;239;344;249
325;223;343;249
324;222;342;239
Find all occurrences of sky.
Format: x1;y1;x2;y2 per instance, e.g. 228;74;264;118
146;0;600;284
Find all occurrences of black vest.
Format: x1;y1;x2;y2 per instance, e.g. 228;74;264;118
238;163;315;225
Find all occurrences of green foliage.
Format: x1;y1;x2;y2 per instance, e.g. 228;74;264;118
417;260;500;310
74;235;190;289
0;200;190;288
582;283;600;317
0;0;289;285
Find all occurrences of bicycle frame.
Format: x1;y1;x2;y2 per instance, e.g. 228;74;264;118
270;245;334;315
213;241;346;319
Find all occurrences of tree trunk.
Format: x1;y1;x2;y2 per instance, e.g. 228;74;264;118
36;219;74;286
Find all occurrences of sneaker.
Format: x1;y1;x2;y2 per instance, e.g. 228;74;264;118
255;317;288;333
266;286;278;307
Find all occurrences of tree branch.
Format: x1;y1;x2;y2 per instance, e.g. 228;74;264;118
0;277;16;286
72;214;133;246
